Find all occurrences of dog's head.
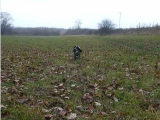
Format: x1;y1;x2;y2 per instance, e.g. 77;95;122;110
73;45;82;53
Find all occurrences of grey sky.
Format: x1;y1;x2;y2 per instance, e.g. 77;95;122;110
1;0;160;29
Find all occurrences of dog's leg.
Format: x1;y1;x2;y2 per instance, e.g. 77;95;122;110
74;52;77;60
74;55;76;60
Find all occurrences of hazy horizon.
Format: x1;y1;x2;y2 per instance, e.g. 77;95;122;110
1;0;160;29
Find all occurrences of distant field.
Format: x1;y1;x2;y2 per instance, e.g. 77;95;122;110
1;35;160;120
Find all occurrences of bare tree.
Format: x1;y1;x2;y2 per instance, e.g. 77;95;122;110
98;19;115;35
75;19;82;29
1;12;13;35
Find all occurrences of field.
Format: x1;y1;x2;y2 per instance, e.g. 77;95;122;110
1;35;160;120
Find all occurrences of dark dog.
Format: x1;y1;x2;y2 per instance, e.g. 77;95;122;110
73;45;82;60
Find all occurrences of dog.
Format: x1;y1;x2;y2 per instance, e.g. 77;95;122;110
73;45;82;60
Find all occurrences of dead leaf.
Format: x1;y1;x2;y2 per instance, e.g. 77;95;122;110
71;84;76;88
88;83;98;88
102;86;108;95
42;109;50;113
132;84;137;89
59;89;65;93
82;93;93;103
1;104;7;109
80;113;89;118
100;111;107;116
125;73;130;77
76;105;84;111
13;79;19;84
67;113;76;120
87;83;99;94
16;98;28;104
113;95;118;102
44;101;49;106
45;114;53;120
11;86;18;93
58;83;64;88
109;111;116;114
96;75;105;81
88;104;94;113
59;110;68;117
64;106;72;113
95;102;101;106
139;89;143;93
76;85;84;91
36;100;44;106
51;80;58;85
60;94;66;98
64;96;70;99
106;93;112;98
1;86;8;94
54;107;63;112
8;96;12;101
148;105;155;112
54;106;73;119
108;85;114;90
118;87;124;91
53;88;58;93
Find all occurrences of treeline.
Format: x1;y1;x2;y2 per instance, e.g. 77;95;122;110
65;25;160;35
5;27;97;36
4;25;160;36
64;28;97;35
9;27;65;36
113;24;160;35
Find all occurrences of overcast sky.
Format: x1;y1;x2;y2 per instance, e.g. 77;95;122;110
1;0;160;29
